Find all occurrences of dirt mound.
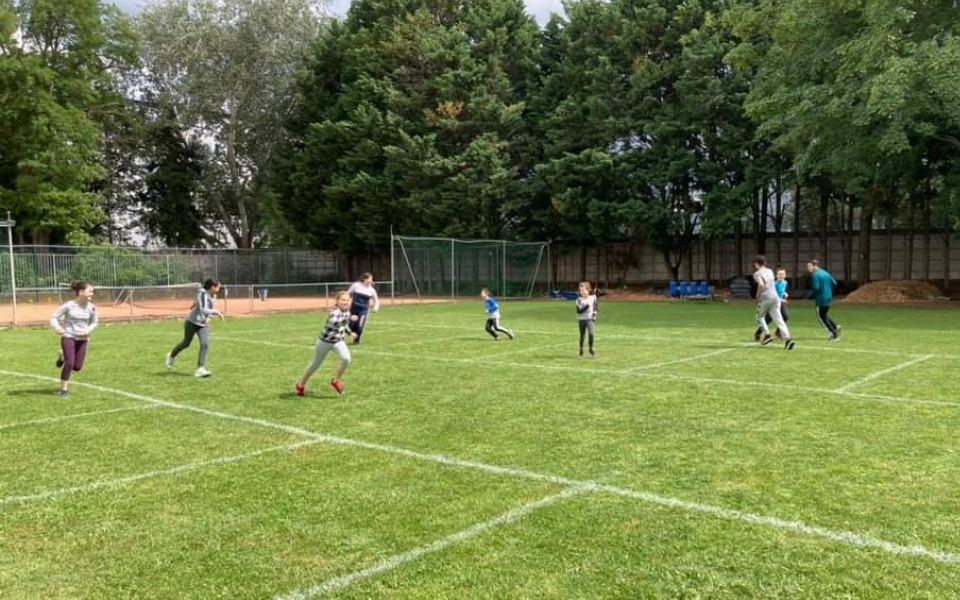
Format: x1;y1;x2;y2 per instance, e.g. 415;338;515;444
844;280;943;303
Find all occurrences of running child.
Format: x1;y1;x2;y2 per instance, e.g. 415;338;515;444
347;272;379;344
50;280;99;397
296;290;357;397
769;268;790;339
753;255;795;350
576;281;598;357
166;279;224;378
481;287;514;340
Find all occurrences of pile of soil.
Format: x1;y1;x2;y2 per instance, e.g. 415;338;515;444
844;280;943;303
597;287;667;301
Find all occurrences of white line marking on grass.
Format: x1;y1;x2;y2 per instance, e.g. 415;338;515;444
273;485;592;600
834;355;935;393
595;483;960;564
4;371;959;565
627;348;736;372
217;338;960;410
0;439;323;507
0;406;159;431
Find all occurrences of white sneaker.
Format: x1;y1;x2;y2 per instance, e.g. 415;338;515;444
165;353;175;370
194;366;212;378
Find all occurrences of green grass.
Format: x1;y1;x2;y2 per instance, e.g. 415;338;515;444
2;299;960;599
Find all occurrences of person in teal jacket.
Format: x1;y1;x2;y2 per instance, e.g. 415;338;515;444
807;259;841;341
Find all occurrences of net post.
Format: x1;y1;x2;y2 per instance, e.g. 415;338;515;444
450;238;455;299
390;227;395;305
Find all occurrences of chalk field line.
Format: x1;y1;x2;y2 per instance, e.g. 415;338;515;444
2;370;958;572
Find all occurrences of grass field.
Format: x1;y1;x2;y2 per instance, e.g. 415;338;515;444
2;299;960;599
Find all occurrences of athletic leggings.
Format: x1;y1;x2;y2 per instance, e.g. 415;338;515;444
816;305;839;338
485;317;511;339
303;339;351;378
170;321;211;367
60;337;89;381
348;311;368;341
578;319;596;350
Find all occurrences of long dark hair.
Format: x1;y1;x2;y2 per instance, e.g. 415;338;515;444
69;280;91;295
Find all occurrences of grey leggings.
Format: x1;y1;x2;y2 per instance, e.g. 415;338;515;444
578;319;595;349
170;321;211;367
303;339;351;378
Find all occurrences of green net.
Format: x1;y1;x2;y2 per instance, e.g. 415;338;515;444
392;236;549;299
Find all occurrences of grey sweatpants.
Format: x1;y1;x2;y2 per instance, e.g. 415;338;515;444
303;339;351;378
757;298;790;339
170;321;211;367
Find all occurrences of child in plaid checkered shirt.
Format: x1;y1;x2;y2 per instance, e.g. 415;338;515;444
295;290;358;397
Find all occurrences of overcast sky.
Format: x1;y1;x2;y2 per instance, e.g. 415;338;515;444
110;0;565;25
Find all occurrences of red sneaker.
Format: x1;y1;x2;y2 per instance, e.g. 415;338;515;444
295;382;305;397
330;380;344;396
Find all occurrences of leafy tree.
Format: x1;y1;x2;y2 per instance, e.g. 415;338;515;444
136;0;323;248
137;107;207;247
0;0;137;244
271;0;541;253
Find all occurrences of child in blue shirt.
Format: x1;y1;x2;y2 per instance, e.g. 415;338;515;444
481;287;514;340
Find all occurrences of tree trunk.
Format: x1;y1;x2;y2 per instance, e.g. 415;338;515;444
884;216;893;280
792;184;801;280
943;233;951;294
857;207;872;283
757;188;768;255
904;199;916;279
818;188;829;265
773;178;783;265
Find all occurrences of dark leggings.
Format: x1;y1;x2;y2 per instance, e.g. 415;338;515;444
170;321;211;367
578;319;596;350
60;337;89;381
348;312;368;341
485;318;511;339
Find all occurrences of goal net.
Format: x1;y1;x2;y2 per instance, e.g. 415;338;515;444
392;236;549;300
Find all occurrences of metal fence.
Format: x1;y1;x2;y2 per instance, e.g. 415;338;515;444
0;246;350;293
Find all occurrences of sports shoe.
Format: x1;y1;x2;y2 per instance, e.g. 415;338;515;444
589;348;596;358
194;366;212;378
579;348;584;357
761;334;774;346
835;324;842;340
295;382;305;397
165;353;175;370
55;353;64;368
330;380;345;396
753;329;762;342
784;339;796;351
507;330;515;340
57;390;69;398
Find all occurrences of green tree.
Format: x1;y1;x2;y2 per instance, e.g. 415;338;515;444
0;0;137;244
137;107;207;247
271;0;541;253
136;0;323;248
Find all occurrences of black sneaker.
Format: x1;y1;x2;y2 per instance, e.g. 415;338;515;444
56;353;64;368
753;329;762;342
784;339;796;351
761;334;774;346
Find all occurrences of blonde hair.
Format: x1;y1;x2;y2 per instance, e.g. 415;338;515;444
333;290;351;302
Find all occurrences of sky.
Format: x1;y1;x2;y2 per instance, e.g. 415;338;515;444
111;0;566;25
